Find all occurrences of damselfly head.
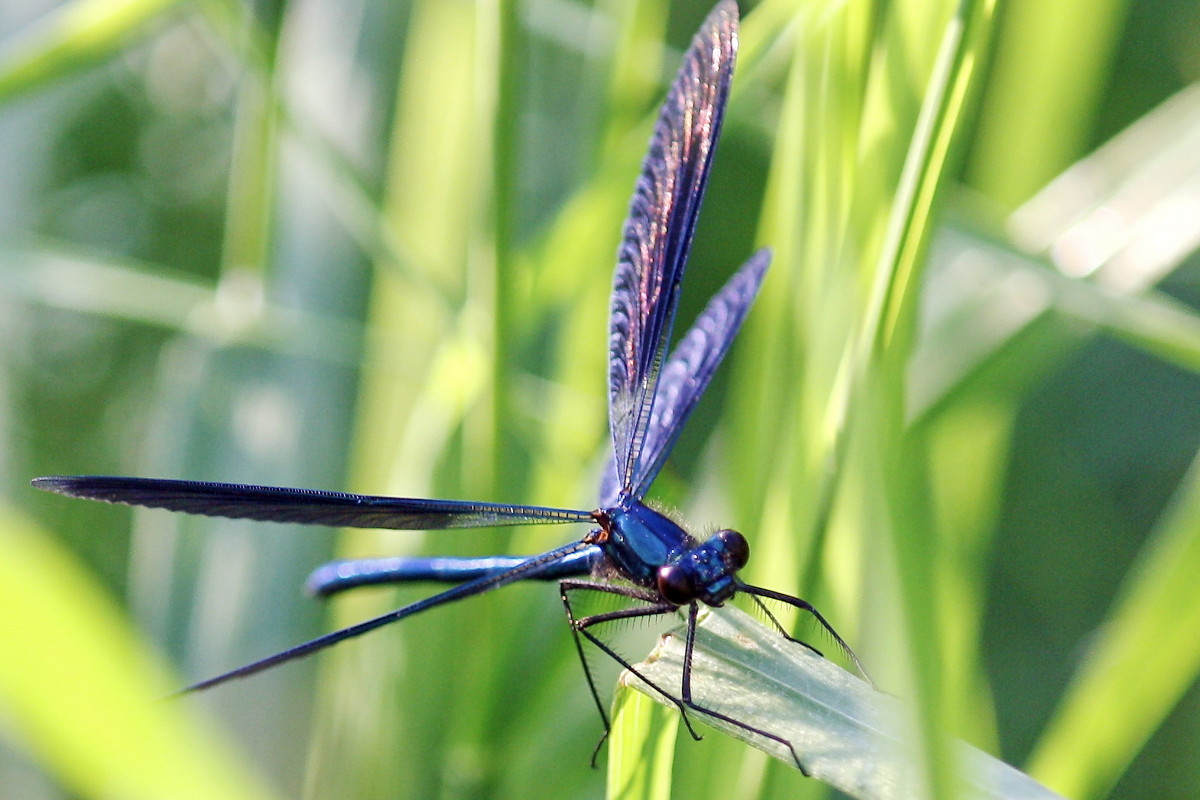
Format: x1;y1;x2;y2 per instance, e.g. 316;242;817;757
656;528;750;606
712;528;750;570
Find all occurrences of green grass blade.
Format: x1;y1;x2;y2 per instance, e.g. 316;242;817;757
624;606;1062;800
914;81;1200;420
1027;450;1200;798
0;0;185;103
0;506;276;800
5;242;364;362
607;689;679;800
967;0;1128;208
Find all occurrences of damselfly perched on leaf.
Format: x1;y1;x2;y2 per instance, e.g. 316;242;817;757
34;0;867;771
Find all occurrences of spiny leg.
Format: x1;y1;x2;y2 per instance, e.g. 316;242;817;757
676;603;812;776
572;609;707;743
746;593;826;659
558;582;618;765
739;583;874;687
561;581;816;775
559;579;705;759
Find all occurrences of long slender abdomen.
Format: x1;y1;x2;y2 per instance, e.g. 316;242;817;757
307;548;601;596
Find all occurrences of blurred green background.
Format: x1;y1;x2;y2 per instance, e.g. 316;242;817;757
3;0;1200;798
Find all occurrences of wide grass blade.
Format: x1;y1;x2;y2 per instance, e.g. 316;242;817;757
1026;450;1200;797
0;507;276;800
623;606;1062;800
607;689;679;800
0;0;185;102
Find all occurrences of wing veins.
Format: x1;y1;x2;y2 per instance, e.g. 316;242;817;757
607;1;739;498
32;476;594;530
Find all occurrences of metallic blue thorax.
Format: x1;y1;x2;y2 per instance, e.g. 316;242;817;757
597;501;746;607
599;502;693;586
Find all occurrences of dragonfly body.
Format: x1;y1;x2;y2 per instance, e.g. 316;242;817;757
34;0;867;772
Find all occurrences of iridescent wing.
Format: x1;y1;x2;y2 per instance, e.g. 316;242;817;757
599;248;769;506
627;247;769;499
32;476;594;529
607;0;738;500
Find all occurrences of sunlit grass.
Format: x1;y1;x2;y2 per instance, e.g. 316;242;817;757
4;0;1200;799
0;508;276;800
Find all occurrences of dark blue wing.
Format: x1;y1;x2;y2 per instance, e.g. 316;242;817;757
599;248;770;506
608;1;738;499
628;247;770;498
32;476;594;529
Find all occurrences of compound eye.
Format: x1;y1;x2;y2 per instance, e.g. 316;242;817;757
716;529;750;570
657;564;696;606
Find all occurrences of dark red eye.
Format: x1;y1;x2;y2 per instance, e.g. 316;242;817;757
657;564;696;605
716;529;749;570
